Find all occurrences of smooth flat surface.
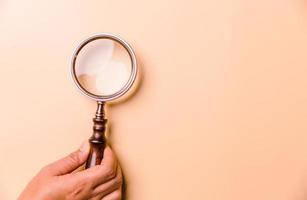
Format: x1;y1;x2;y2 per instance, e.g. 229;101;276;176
1;0;307;199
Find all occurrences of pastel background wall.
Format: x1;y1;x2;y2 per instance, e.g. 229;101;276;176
1;0;307;199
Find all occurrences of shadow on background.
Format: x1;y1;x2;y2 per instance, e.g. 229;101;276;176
107;55;145;199
107;124;129;200
109;54;144;106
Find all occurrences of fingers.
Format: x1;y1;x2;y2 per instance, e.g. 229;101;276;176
75;146;118;187
101;189;122;200
88;166;122;200
42;142;90;176
72;146;122;200
92;166;122;197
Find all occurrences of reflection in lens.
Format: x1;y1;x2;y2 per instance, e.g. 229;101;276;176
75;39;132;96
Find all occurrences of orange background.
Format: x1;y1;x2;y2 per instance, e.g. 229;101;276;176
1;0;307;199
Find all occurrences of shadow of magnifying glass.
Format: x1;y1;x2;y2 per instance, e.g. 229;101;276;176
107;55;144;199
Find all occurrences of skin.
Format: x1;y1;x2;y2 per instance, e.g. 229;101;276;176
18;142;122;200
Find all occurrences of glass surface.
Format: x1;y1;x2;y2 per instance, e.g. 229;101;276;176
75;39;132;96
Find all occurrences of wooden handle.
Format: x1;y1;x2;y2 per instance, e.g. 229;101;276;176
85;102;107;169
85;139;106;168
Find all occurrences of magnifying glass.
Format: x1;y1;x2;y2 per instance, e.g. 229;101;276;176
71;33;137;168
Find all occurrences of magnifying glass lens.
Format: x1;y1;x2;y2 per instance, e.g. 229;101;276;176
75;39;132;96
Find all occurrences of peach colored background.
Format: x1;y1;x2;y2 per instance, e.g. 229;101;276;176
1;0;307;199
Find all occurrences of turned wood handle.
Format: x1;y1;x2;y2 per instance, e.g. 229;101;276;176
85;139;106;168
85;102;107;169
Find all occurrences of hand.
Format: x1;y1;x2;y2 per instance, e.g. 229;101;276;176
18;142;122;200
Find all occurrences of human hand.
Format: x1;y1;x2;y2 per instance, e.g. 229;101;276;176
18;142;122;200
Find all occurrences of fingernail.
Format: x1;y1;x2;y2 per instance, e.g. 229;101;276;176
79;141;89;152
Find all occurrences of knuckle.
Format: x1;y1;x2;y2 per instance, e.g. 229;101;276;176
104;166;117;179
68;151;81;165
66;180;89;200
114;176;123;187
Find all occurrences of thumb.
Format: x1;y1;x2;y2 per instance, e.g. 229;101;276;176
43;141;90;176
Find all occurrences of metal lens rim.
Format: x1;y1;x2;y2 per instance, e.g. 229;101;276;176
71;33;137;102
